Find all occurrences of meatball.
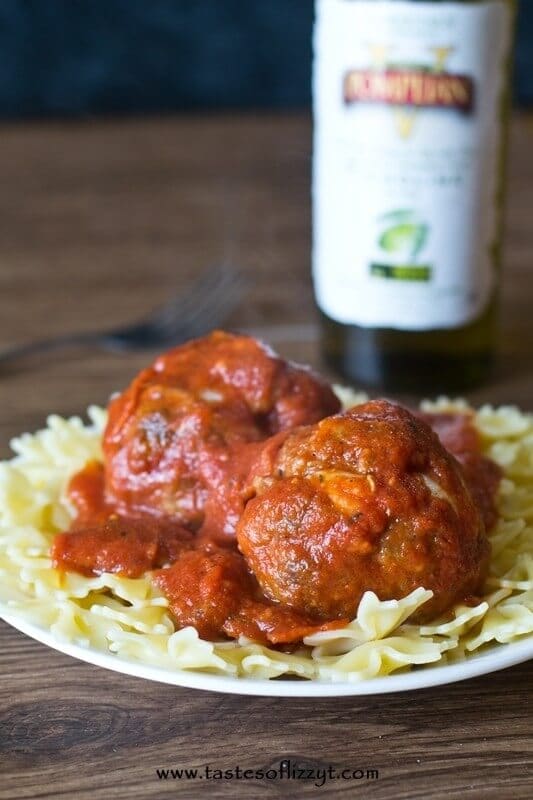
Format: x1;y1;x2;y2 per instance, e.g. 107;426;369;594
103;331;340;535
237;400;489;623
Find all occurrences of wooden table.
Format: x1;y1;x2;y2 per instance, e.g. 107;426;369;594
0;114;531;800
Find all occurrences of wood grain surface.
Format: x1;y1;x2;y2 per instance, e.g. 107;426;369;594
0;113;532;800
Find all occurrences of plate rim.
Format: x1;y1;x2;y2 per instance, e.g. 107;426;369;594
2;610;532;697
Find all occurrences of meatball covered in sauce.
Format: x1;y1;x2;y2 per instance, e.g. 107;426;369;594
103;331;340;536
237;400;490;623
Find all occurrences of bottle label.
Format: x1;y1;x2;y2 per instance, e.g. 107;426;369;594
313;0;513;330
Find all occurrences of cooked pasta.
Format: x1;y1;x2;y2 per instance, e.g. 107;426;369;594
0;394;532;681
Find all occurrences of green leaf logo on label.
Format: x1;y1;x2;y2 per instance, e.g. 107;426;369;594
378;210;429;261
372;210;431;282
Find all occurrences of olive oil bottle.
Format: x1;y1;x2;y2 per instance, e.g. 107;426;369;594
312;0;516;392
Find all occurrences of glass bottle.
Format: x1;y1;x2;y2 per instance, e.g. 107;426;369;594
313;0;517;392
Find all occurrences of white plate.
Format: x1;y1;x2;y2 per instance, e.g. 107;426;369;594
2;611;532;696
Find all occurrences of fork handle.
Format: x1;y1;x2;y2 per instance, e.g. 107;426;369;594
0;331;105;366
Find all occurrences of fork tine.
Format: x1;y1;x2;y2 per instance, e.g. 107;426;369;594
150;272;229;332
172;275;247;341
156;286;245;343
150;264;234;327
177;268;244;325
153;267;245;338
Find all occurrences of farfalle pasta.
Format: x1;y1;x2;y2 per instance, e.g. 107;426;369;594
0;392;532;682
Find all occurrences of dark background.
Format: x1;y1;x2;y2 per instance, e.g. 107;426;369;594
0;0;530;118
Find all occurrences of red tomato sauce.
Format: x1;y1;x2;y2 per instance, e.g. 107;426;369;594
418;411;502;532
52;458;347;644
51;408;501;645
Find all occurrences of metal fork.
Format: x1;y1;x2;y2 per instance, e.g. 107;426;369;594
0;264;246;366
